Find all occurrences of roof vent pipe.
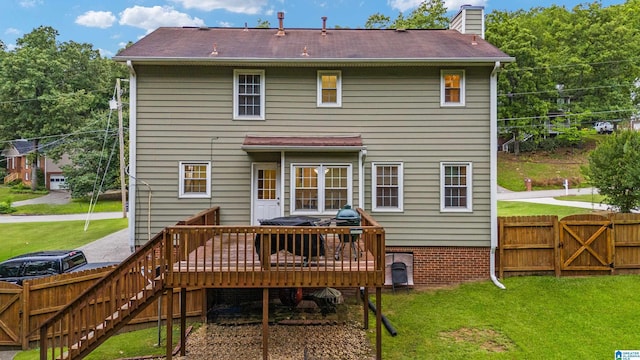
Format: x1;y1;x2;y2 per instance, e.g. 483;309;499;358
276;12;285;36
321;16;327;36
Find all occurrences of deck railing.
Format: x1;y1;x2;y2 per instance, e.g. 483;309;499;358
165;220;385;288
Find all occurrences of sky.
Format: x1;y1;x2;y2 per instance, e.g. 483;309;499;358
0;0;628;58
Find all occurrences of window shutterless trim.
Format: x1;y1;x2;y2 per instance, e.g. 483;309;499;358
440;69;465;107
440;161;472;212
371;162;404;212
233;69;265;120
179;161;211;199
317;70;342;107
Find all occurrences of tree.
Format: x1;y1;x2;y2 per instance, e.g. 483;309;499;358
0;26;126;191
255;18;270;28
365;0;449;29
583;130;640;212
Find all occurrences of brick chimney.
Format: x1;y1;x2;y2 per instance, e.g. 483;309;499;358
450;5;485;39
276;12;285;36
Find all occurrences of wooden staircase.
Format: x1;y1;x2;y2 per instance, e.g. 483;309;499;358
37;230;167;360
3;172;19;184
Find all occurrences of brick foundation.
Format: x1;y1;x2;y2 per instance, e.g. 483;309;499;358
386;246;490;287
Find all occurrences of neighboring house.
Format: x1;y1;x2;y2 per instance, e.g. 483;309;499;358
115;5;514;286
1;139;70;190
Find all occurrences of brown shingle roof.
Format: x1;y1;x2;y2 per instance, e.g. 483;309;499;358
115;27;512;63
242;135;363;151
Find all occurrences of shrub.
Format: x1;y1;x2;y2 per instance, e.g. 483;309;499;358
0;200;16;214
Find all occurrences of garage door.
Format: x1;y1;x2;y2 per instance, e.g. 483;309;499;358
50;175;66;190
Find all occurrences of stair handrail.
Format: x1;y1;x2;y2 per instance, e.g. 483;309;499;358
37;206;220;359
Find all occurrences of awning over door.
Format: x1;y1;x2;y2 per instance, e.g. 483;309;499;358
241;135;363;152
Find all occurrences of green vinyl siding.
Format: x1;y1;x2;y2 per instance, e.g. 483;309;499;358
132;65;492;248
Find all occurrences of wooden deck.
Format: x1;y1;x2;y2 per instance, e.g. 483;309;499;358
166;227;383;288
37;207;386;360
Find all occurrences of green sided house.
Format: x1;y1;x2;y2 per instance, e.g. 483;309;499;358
115;5;513;287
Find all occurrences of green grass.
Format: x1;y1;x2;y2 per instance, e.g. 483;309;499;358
0;218;128;261
13;200;123;215
555;193;605;204
0;186;44;203
371;275;640;359
14;325;194;360
498;201;592;217
497;151;589;191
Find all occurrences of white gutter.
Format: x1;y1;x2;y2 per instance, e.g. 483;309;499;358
127;60;137;252
490;61;506;290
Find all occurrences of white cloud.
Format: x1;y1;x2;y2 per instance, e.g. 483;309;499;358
218;21;232;27
97;48;114;58
169;0;267;14
388;0;487;12
19;0;42;8
119;6;205;33
75;11;116;29
5;28;21;36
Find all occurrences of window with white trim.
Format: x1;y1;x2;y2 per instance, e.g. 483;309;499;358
440;162;472;212
317;70;342;107
291;164;351;214
233;69;265;120
179;162;211;198
372;162;403;212
441;70;465;106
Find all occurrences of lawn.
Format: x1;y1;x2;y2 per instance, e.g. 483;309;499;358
371;275;640;359
497;150;590;191
13;200;123;215
498;201;592;217
0;186;44;203
0;218;128;261
14;325;191;360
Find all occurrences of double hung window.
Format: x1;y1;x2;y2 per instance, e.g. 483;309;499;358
372;163;403;212
441;70;465;106
234;69;265;120
440;162;472;212
179;162;211;198
317;71;342;107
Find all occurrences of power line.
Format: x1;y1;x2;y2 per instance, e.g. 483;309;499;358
498;57;640;74
498;108;636;122
498;83;638;97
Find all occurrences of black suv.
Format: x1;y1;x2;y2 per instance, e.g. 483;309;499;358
0;250;95;285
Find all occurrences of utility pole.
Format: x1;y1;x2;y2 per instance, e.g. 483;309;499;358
116;78;127;218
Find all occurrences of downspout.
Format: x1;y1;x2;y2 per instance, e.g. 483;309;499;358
490;61;505;289
127;60;137;252
358;148;367;209
280;151;285;217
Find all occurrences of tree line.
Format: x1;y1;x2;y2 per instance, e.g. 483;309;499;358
1;1;639;198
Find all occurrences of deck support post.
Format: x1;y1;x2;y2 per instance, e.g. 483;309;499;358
166;289;173;360
262;288;269;360
363;287;369;329
376;286;382;360
180;287;187;356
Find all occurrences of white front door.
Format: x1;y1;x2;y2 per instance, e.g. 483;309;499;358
252;163;281;225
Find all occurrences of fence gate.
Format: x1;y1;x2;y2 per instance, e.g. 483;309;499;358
559;214;613;274
0;282;22;347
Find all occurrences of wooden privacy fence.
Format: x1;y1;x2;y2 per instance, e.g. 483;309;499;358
498;213;640;278
0;265;204;349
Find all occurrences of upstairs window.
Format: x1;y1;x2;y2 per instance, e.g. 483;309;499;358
234;69;265;120
441;70;465;106
440;162;472;212
372;162;403;212
179;162;211;198
317;71;342;107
